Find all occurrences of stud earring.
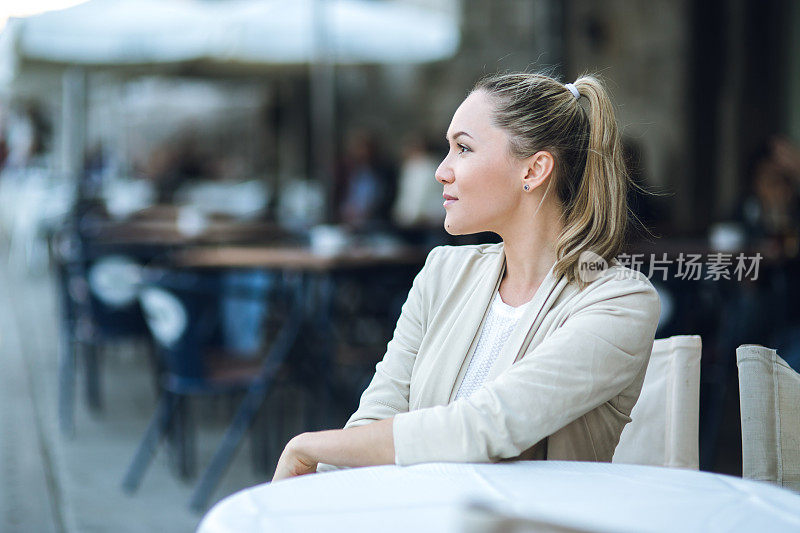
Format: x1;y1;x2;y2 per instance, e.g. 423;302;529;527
523;184;530;191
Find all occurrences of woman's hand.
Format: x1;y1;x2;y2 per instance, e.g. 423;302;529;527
270;419;395;483
272;433;318;483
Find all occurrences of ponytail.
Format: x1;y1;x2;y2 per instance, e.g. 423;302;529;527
473;72;630;288
553;75;628;287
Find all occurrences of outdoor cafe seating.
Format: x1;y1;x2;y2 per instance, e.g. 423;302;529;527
737;344;800;492
46;196;800;523
53;195;422;510
121;266;305;512
196;340;800;532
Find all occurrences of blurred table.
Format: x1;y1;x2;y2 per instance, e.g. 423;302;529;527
198;461;800;533
82;218;289;247
160;244;429;510
171;244;428;270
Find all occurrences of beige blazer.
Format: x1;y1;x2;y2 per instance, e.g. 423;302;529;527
332;243;660;467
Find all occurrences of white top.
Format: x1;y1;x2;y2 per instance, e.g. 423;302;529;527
455;292;532;400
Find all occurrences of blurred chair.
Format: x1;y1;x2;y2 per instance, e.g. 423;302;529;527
85;254;152;398
5;166;73;273
613;335;702;469
736;344;800;492
54;227;153;436
121;267;305;511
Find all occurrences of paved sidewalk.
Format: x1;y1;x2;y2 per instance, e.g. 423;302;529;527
0;274;62;533
0;254;274;533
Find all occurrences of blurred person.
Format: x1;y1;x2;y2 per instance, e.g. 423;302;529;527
772;136;800;177
0;104;8;170
4;105;37;169
391;136;444;230
271;72;660;480
729;136;800;371
0;130;8;171
84;143;110;197
141;130;213;203
739;136;800;257
337;130;396;229
221;270;274;358
140;143;180;203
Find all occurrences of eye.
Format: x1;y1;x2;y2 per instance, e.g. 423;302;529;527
457;143;470;154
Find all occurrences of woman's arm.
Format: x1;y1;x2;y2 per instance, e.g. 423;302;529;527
272;418;395;482
277;247;440;477
392;273;660;465
340;248;436;429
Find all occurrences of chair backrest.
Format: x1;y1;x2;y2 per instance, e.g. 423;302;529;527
87;255;150;336
612;335;702;469
137;268;279;385
138;270;222;381
736;344;800;492
88;255;142;309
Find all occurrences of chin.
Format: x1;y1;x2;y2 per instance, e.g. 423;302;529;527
444;216;479;236
444;223;461;236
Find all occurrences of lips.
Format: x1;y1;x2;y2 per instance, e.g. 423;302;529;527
443;193;458;207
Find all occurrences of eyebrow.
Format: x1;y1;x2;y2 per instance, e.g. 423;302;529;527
445;131;474;142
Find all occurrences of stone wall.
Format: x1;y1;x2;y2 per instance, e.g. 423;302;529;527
563;0;691;229
335;0;693;230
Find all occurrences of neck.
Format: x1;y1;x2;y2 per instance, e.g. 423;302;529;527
496;200;564;301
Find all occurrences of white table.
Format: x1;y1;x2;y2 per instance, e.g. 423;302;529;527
198;461;800;533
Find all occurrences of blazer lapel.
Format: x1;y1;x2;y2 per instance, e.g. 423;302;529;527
483;263;570;382
413;245;507;409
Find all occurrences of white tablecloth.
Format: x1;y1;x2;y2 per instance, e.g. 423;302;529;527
198;461;800;533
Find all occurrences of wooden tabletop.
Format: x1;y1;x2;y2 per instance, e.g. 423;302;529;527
170;245;430;270
84;219;289;246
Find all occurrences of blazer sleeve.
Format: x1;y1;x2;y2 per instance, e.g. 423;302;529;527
315;246;439;472
392;273;661;466
340;247;437;428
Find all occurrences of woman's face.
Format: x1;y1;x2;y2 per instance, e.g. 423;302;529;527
436;90;526;235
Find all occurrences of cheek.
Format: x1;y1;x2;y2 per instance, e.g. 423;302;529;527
463;157;516;204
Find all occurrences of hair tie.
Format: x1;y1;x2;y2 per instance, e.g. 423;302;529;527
565;83;580;100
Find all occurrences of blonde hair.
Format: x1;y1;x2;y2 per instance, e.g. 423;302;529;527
473;71;629;287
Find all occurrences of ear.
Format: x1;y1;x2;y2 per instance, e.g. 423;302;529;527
522;151;555;190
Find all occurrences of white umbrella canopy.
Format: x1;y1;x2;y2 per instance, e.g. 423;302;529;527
0;0;459;76
0;0;459;220
225;0;459;65
3;0;212;67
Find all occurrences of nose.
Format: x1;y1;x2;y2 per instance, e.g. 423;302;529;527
435;156;454;185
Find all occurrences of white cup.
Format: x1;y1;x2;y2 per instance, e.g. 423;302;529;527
709;222;745;252
310;225;349;257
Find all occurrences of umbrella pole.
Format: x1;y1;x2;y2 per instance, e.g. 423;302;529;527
61;68;87;199
311;0;336;224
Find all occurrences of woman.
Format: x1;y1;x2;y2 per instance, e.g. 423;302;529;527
272;72;661;481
